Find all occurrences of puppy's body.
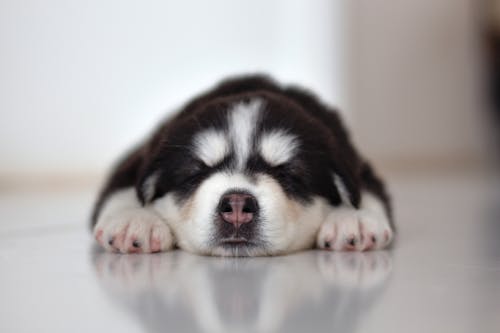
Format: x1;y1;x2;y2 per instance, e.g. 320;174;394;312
92;75;394;256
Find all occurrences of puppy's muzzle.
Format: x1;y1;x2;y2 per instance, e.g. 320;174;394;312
217;192;258;229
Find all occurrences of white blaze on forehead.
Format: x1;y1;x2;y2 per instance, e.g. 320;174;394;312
260;130;299;166
228;98;263;169
193;130;229;167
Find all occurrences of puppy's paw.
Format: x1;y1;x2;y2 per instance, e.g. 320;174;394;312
316;207;393;251
94;208;174;254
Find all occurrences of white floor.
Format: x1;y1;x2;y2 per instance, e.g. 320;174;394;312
0;170;499;333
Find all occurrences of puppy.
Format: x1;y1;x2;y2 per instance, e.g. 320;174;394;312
91;75;394;256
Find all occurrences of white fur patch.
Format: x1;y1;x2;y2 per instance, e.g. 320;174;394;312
193;129;229;167
260;130;299;166
154;172;256;254
98;188;141;218
153;171;329;256
142;171;160;202
228;99;262;169
255;175;328;254
333;173;351;206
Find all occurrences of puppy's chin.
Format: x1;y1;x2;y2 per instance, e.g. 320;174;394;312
208;245;272;257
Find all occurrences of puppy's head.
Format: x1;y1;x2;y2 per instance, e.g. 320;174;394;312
138;93;359;256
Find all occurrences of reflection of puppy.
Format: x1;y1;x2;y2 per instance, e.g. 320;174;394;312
92;250;393;333
91;75;394;256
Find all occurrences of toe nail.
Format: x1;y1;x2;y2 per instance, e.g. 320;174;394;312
108;237;114;246
371;235;377;243
347;237;356;246
132;240;141;248
324;241;331;248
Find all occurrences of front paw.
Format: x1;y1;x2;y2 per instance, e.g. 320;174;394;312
93;208;174;254
316;208;393;251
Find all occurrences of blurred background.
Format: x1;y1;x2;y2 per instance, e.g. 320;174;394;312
0;0;498;189
1;2;500;332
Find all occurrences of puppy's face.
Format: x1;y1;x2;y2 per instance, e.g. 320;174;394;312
140;96;353;256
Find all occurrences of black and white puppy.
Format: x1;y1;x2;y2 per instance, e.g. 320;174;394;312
91;75;394;256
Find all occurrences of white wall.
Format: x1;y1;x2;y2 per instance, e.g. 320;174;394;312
1;0;492;183
0;0;345;177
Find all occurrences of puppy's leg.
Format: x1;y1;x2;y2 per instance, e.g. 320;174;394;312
317;163;394;251
316;191;393;251
93;188;174;254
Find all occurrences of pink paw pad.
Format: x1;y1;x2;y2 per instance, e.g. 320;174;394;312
126;237;142;253
363;233;376;251
343;234;359;251
95;229;103;242
150;238;162;253
384;230;390;244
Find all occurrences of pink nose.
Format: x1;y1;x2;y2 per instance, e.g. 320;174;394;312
218;193;258;227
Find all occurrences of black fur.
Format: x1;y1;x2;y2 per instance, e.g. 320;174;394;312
91;74;392;230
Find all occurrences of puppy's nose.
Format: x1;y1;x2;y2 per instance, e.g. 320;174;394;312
218;192;258;227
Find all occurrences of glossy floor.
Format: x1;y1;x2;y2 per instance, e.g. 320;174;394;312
0;170;499;333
